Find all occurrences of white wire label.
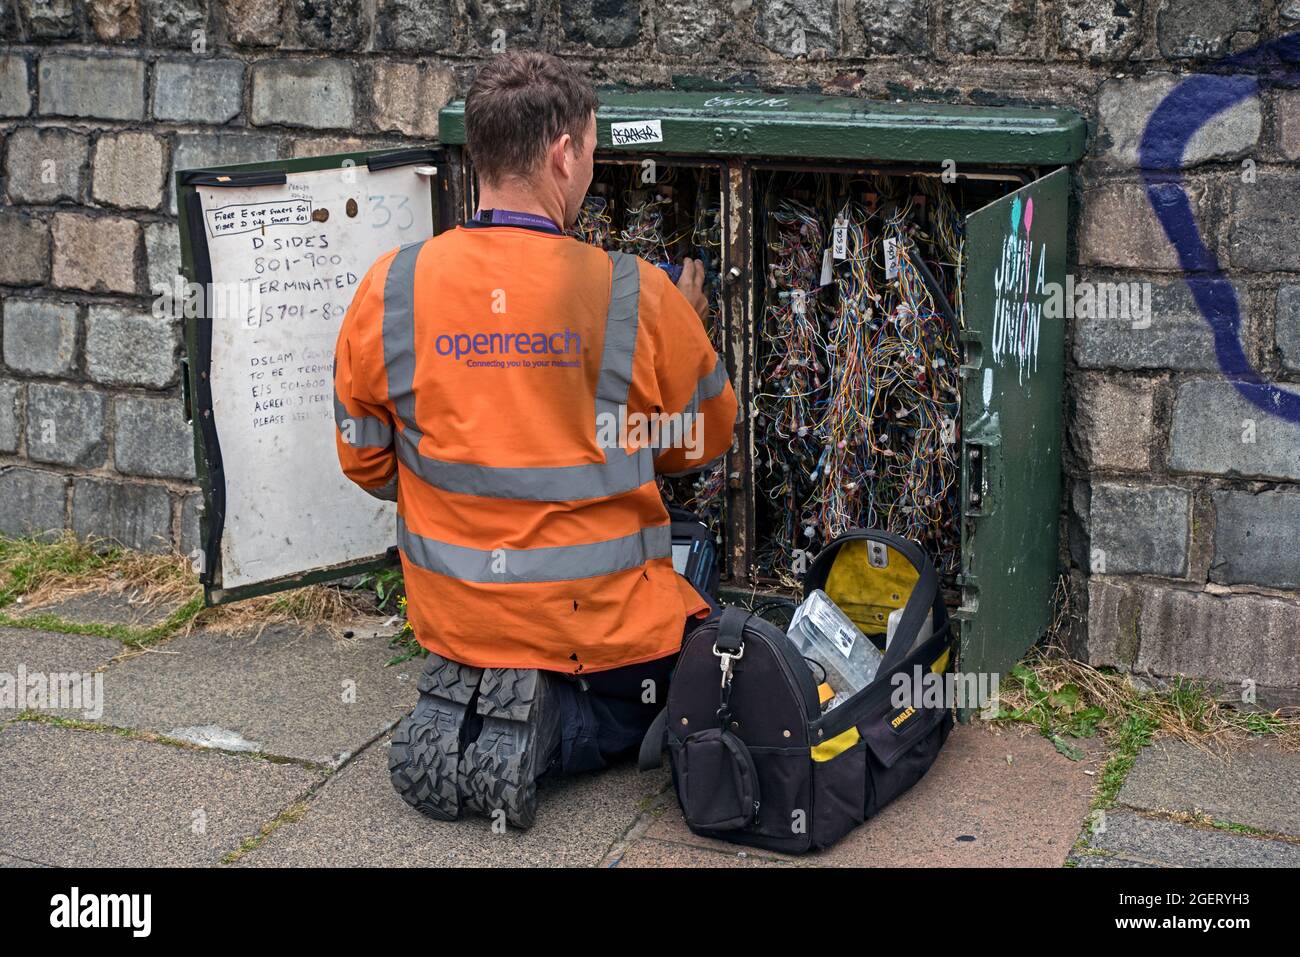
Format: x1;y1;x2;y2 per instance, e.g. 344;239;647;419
610;120;663;146
832;218;848;260
884;236;900;279
941;416;956;445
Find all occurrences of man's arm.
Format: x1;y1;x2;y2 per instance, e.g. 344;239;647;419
646;259;739;476
333;266;399;501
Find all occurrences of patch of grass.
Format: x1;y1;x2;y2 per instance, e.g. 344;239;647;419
997;653;1299;754
0;533;118;609
15;710;223;751
0;532;389;644
355;567;405;615
382;594;425;667
1234;710;1291;736
1156;810;1300;845
221;800;311;864
996;649;1299;812
0;591;207;647
995;574;1297;749
1092;711;1160;809
993;577;1298;822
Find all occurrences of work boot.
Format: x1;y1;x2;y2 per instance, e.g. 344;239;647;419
459;668;563;829
388;653;484;821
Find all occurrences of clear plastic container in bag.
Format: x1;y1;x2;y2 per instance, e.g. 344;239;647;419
787;589;884;701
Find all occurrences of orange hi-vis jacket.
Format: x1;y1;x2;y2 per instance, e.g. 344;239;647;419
333;222;738;673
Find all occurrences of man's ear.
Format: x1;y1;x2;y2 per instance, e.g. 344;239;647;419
551;132;574;179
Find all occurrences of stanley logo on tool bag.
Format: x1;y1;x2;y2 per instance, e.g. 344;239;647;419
889;705;916;732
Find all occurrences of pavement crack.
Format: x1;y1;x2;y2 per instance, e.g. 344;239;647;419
8;712;334;773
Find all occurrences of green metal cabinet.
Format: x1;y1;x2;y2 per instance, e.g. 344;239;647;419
177;89;1084;693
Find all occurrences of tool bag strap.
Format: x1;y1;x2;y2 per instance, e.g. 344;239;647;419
876;550;943;675
713;606;751;725
638;705;669;771
714;605;749;654
638;605;752;772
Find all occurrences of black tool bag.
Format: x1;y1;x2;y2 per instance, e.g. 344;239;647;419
639;529;956;854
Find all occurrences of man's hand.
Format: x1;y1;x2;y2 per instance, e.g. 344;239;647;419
675;257;708;321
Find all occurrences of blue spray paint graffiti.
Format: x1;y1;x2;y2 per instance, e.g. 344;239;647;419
1139;32;1300;423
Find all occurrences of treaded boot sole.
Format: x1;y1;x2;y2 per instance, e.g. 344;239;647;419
388;654;484;821
460;669;562;829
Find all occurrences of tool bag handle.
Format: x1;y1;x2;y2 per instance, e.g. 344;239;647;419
638;606;751;771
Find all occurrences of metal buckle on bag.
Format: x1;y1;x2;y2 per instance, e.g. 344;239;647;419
713;642;744;723
713;641;744;688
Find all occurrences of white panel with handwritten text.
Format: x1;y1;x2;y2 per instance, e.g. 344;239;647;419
198;165;433;590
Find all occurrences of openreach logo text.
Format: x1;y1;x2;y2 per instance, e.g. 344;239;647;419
434;327;583;366
50;888;151;937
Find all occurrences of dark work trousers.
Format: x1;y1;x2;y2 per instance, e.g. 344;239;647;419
548;582;721;777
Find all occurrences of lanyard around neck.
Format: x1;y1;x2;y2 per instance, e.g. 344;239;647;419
473;208;563;234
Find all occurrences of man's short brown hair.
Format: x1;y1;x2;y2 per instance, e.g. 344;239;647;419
464;51;599;186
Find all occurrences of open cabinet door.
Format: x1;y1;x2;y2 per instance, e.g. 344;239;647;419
177;148;448;604
958;167;1070;695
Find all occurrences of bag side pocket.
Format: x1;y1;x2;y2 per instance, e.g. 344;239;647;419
811;728;868;849
862;707;952;817
677;728;760;831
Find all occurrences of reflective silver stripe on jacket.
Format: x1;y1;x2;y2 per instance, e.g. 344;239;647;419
649;352;730;454
382;243;653;501
333;392;393;448
593;251;640;431
672;352;729;426
395;427;653;501
696;353;730;403
397;516;671;583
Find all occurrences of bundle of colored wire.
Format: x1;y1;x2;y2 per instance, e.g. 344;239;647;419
664;171;727;526
618;191;673;261
569;194;613;248
806;199;876;543
692;175;724;351
753;176;965;584
753;198;830;579
569;167;728;533
858;192;963;577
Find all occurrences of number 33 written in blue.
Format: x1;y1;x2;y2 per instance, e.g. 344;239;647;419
368;194;415;230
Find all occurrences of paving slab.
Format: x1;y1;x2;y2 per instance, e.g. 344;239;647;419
614;837;788;867
633;723;1104;867
1067;853;1149;868
19;588;182;630
0;722;320;867
1118;738;1300;836
1074;810;1300;867
0;626;122;719
0;852;49;868
94;624;421;766
238;735;673;867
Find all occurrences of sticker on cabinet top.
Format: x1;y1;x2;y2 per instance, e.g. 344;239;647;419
610;119;663;146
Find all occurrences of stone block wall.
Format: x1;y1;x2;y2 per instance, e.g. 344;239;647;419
0;0;1296;696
